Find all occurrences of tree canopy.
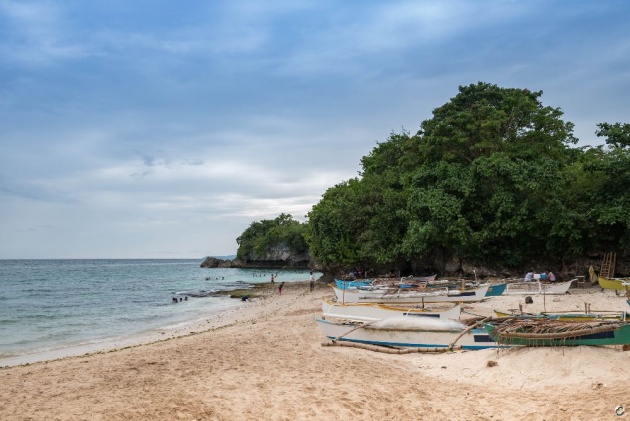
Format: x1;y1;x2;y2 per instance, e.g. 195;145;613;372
305;82;629;272
236;213;308;260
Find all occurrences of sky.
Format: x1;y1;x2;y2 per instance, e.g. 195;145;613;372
1;1;629;259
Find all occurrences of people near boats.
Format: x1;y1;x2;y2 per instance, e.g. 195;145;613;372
278;282;285;295
524;270;534;282
547;271;556;282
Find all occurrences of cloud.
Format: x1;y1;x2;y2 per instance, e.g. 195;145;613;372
1;0;629;258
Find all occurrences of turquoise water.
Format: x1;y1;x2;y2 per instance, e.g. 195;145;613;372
0;259;315;361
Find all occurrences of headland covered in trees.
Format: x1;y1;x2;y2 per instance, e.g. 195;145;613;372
221;82;630;279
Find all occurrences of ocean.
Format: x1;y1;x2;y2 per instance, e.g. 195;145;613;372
0;259;316;364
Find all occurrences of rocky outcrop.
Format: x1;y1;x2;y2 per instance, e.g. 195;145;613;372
200;257;235;268
235;244;312;268
201;244;319;270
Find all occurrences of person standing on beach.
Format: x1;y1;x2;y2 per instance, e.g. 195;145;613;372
278;282;284;295
270;274;275;284
309;271;315;292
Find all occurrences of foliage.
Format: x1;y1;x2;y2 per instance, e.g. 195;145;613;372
236;213;308;260
305;82;629;271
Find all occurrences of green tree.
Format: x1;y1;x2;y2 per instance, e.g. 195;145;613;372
236;213;308;260
403;82;578;267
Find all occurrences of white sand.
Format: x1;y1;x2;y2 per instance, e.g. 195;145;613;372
1;282;629;420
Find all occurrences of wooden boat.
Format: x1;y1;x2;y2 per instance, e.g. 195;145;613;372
334;279;372;290
597;276;630;291
316;317;501;350
371;275;436;288
493;309;629;321
321;298;461;321
504;280;572;295
485;283;507;297
331;283;490;304
483;318;630;346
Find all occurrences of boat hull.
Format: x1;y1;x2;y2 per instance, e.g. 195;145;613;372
504;280;572;295
598;276;630;291
485;283;507;297
483;322;630;346
322;299;461;321
334;279;372;290
316;318;500;350
332;284;490;304
493;310;629;322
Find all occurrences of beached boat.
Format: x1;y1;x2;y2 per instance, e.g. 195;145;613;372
503;280;572;295
483;318;630;346
493;309;629;322
485;283;507;297
331;283;490;304
334;279;372;290
369;275;437;288
321;298;461;322
597;276;630;291
316;317;500;350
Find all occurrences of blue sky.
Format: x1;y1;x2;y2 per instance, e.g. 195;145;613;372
1;1;629;259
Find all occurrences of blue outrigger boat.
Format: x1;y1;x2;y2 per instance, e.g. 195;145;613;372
485;283;507;297
334;279;372;290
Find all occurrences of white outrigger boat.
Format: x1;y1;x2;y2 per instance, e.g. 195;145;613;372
321;298;461;322
503;280;572;295
331;283;490;304
316;317;500;350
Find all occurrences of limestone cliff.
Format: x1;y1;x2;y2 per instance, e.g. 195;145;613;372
201;244;317;269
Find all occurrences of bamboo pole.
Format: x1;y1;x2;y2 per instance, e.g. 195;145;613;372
447;316;491;351
333;320;378;342
496;324;620;340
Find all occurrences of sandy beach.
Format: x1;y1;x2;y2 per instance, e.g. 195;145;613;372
1;281;629;420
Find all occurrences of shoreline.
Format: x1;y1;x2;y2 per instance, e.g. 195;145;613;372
0;283;279;369
2;282;630;420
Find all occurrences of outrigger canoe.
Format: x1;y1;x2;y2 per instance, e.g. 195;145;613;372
321;298;461;321
503;280;572;295
331;284;490;304
598;276;630;291
483;318;630;346
485;283;507;297
334;279;372;290
317;317;501;350
493;309;629;322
